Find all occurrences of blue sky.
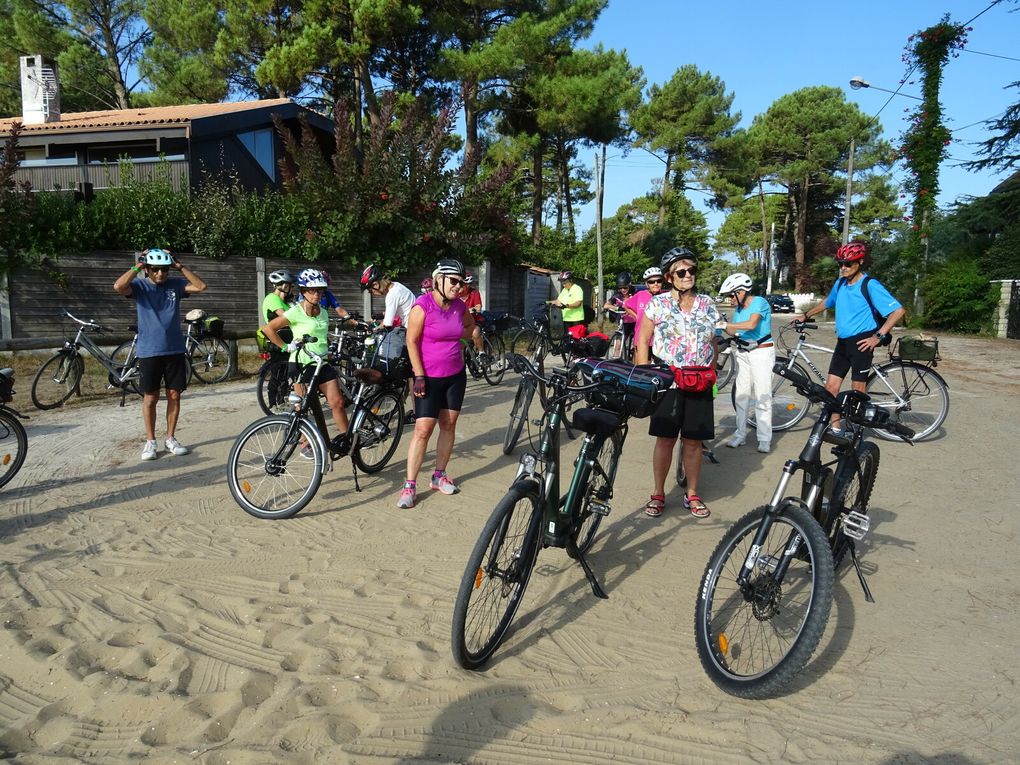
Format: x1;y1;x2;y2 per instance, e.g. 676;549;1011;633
574;0;1020;242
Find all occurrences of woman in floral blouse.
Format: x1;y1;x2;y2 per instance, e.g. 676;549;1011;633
634;247;719;519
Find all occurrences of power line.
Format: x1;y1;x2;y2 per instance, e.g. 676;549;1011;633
961;47;1020;63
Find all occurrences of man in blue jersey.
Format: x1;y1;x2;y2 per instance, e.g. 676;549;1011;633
794;242;905;434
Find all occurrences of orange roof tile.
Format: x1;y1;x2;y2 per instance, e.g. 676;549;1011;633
0;99;296;134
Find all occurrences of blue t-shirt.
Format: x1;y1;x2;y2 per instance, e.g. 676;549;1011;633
731;295;772;342
129;277;189;357
824;274;902;339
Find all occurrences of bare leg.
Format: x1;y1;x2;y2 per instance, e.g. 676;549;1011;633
406;418;437;482
825;373;845;429
320;379;349;435
651;436;677;497
681;438;703;497
142;392;159;440
434;409;461;472
165;388;181;438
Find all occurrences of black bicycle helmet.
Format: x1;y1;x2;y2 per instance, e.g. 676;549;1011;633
360;264;385;291
660;246;697;273
615;271;632;288
432;259;465;278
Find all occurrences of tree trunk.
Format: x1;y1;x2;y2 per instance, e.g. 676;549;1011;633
793;176;809;291
531;146;543;246
659;151;672;226
462;77;480;174
98;23;130;109
356;59;380;127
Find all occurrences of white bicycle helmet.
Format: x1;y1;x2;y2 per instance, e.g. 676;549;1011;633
719;272;753;296
268;269;295;285
432;259;465;278
296;268;328;289
143;248;173;267
463;272;475;285
642;266;663;281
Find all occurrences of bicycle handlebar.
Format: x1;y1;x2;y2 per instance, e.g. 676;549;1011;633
508;353;622;397
63;309;109;332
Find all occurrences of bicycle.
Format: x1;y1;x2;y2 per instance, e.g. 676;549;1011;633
255;316;372;416
736;321;949;441
605;308;635;362
452;354;673;669
182;311;233;384
694;362;914;698
227;335;406;519
0;368;29;490
463;312;508;386
31;310;143;409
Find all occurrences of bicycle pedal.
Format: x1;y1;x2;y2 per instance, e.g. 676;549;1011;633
588;501;611;517
842;510;870;541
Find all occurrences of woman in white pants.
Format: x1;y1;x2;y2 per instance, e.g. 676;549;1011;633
718;273;775;453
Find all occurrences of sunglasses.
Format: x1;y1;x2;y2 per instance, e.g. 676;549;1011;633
304;287;326;294
445;276;464;287
645;278;664;285
836;260;859;267
669;267;697;279
149;265;170;273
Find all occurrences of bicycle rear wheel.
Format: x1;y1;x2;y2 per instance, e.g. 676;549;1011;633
256;360;295;415
694;503;834;699
570;429;623;556
0;410;28;490
503;378;535;455
482;334;506;385
190;337;233;383
451;481;542;669
734;356;812;433
31;351;83;410
829;442;880;569
866;361;948;442
715;347;735;391
110;341;141;395
227;415;323;519
351;388;404;473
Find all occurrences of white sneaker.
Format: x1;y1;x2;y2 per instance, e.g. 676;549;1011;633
723;434;746;448
757;442;771;454
165;436;190;456
141;440;158;461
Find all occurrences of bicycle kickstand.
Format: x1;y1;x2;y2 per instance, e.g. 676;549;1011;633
849;543;875;603
565;539;609;600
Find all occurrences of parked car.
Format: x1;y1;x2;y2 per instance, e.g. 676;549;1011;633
765;293;795;313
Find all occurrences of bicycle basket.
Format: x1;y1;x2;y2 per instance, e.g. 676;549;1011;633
893;335;938;363
202;316;225;339
368;327;411;381
574;358;674;418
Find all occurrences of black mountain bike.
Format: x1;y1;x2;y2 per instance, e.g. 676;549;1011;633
227;336;405;519
694;362;914;698
452;355;670;670
0;368;28;490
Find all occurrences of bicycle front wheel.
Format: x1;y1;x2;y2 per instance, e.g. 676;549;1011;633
482;334;506;386
735;356;812;433
571;429;623;556
451;481;542;669
503;378;535;455
31;351;83;410
0;410;28;490
256;360;295;415
190;337;233;383
829;442;880;569
866;361;949;442
695;503;834;699
351;389;404;473
227;415;323;519
110;341;141;395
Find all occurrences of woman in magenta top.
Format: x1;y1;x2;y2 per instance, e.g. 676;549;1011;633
625;266;666;357
397;259;484;509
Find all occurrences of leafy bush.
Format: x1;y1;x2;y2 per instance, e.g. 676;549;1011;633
919;258;999;333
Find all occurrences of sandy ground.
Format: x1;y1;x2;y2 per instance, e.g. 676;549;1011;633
0;331;1018;764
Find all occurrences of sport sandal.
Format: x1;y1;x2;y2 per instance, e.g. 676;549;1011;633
684;494;711;518
644;495;665;518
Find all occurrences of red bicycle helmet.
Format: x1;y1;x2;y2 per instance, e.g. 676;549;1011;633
836;242;867;262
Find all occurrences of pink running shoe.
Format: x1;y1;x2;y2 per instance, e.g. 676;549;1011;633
397;481;416;508
430;471;459;495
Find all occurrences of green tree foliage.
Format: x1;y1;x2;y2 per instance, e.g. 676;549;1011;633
138;0;227;105
920;258;999;333
713;194;785;276
0;124;37;276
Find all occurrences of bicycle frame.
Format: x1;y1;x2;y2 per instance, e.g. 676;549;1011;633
62;312;139;388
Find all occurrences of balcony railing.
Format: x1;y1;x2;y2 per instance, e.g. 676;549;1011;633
13;159;189;193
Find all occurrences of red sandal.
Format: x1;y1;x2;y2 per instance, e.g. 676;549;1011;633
644;495;665;518
683;494;711;518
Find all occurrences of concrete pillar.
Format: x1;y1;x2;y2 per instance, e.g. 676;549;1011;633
480;259;491;310
255;256;267;324
991;280;1014;339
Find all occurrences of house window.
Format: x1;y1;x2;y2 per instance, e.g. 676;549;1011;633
87;143;184;164
238;129;275;181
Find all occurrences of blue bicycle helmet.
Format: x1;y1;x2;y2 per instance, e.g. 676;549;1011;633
296;268;328;289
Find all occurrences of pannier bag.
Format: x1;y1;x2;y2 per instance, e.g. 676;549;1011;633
0;368;13;403
894;335;939;363
574;332;610;359
574;358;675;418
672;365;716;393
368;327;411;381
202;316;225;339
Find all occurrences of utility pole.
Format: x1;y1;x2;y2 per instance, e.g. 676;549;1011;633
594;149;604;319
766;222;776;295
842;137;855;244
913;208;929;316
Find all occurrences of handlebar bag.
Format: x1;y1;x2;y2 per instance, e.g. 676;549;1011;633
574;358;674;418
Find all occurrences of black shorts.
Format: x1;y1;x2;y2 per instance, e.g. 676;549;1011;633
290;362;339;387
828;331;875;383
622;322;636;341
138;354;189;394
415;370;467;419
648;387;715;441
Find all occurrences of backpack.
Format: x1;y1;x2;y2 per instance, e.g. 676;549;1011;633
583;302;596;325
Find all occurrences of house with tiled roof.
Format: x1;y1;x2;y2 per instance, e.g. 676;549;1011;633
1;55;332;198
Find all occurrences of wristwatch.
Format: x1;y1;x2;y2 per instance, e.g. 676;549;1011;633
875;332;890;344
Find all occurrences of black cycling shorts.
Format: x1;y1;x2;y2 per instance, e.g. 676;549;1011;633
415;369;467;419
828;331;875;383
648;387;715;441
138;354;189;394
290;361;339;387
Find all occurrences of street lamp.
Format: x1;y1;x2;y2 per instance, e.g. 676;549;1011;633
849;76;922;100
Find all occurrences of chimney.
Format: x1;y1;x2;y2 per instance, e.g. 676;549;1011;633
20;55;61;125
